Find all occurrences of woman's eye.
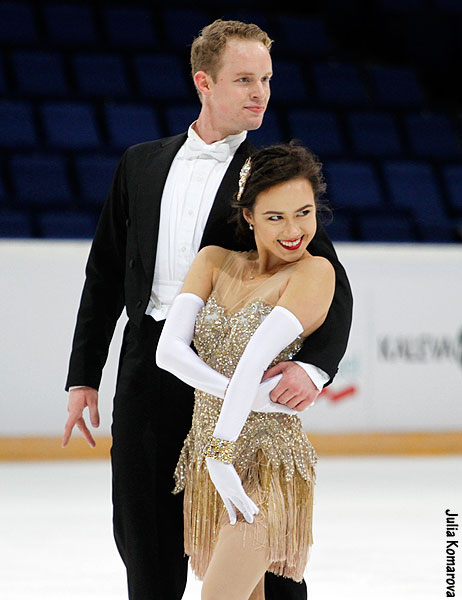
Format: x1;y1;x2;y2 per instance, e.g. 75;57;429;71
298;210;310;217
268;215;282;221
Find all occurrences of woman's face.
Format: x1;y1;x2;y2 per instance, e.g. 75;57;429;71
244;177;317;269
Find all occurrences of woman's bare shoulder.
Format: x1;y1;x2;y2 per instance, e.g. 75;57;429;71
291;253;335;280
197;245;231;264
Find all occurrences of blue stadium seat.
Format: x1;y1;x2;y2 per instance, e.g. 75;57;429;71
382;160;447;225
74;154;119;206
313;61;370;106
358;213;416;241
103;6;157;47
0;101;38;148
347;111;403;157
277;15;333;57
404;113;461;160
0;2;38;44
323;213;354;241
368;64;425;108
286;109;345;157
12;51;68;96
9;154;73;205
43;3;97;45
133;54;190;99
163;9;211;49
72;53;129;97
164;104;199;136
41;102;101;149
442;165;462;213
0;210;33;237
323;161;384;209
104;104;161;149
38;211;97;238
247;110;284;147
270;59;308;104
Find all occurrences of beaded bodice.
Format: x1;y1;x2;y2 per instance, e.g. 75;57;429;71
193;294;303;378
173;291;316;494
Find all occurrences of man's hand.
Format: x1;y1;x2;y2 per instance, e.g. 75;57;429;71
262;362;319;412
62;387;100;448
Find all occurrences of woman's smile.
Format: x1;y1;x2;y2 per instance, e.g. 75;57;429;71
278;236;304;250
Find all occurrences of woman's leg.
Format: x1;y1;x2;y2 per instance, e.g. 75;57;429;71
249;577;265;600
201;521;271;600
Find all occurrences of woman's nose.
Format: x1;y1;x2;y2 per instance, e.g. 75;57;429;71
281;221;301;239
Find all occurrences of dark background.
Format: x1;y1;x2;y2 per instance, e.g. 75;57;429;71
1;0;461;242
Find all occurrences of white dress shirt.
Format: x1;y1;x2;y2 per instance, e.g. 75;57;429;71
145;123;247;321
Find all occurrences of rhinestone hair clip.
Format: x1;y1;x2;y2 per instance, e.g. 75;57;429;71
236;157;252;202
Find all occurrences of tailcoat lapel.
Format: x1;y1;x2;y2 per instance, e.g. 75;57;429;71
200;139;254;249
135;133;187;281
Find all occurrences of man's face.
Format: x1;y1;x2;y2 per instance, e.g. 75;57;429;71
206;38;272;135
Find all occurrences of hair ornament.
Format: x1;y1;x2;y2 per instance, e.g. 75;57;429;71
236;157;252;202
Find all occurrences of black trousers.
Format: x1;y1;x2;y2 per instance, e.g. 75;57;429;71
111;316;308;600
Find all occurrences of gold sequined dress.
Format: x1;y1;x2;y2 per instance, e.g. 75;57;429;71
173;251;317;582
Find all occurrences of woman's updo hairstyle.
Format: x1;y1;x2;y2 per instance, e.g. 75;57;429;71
231;141;329;246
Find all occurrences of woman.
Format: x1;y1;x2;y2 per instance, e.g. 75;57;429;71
156;142;335;599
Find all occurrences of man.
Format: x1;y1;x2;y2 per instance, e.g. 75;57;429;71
63;19;352;600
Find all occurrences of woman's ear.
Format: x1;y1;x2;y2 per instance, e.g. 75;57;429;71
242;207;253;227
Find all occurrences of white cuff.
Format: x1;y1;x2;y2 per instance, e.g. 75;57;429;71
294;361;329;391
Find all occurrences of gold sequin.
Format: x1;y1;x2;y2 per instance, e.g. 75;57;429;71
173;294;317;582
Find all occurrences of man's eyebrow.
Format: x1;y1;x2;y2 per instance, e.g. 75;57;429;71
262;204;314;215
235;71;273;77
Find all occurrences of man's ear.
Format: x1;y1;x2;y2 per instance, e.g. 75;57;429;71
193;71;213;98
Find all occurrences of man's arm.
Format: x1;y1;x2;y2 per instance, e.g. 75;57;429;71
263;220;353;410
65;150;129;391
295;221;353;382
63;151;130;446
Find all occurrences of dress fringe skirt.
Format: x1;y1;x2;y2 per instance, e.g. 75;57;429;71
174;445;316;582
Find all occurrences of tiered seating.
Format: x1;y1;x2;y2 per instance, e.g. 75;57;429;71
0;1;460;243
72;53;129;98
104;104;161;149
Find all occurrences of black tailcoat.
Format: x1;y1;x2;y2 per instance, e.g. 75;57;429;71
66;133;353;600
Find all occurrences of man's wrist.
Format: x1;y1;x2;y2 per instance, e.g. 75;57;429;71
294;362;329;391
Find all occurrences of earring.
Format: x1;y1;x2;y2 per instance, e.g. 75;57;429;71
249;223;253;231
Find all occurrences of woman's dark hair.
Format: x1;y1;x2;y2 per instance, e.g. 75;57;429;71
231;140;330;247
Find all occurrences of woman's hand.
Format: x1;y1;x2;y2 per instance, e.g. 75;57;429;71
205;458;259;525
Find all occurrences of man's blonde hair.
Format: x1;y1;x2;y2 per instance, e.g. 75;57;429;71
190;19;273;91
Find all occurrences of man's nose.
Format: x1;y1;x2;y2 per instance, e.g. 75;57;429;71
250;80;266;99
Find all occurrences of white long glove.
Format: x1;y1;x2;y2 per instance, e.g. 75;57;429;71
156;293;229;398
156;293;296;414
205;458;259;525
207;305;304;524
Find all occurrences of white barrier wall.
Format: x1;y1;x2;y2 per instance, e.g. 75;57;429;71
0;240;461;437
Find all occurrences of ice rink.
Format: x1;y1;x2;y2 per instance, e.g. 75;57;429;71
1;455;460;600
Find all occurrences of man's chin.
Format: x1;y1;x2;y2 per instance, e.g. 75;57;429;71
245;117;265;132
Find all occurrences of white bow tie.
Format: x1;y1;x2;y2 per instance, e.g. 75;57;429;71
183;138;230;162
